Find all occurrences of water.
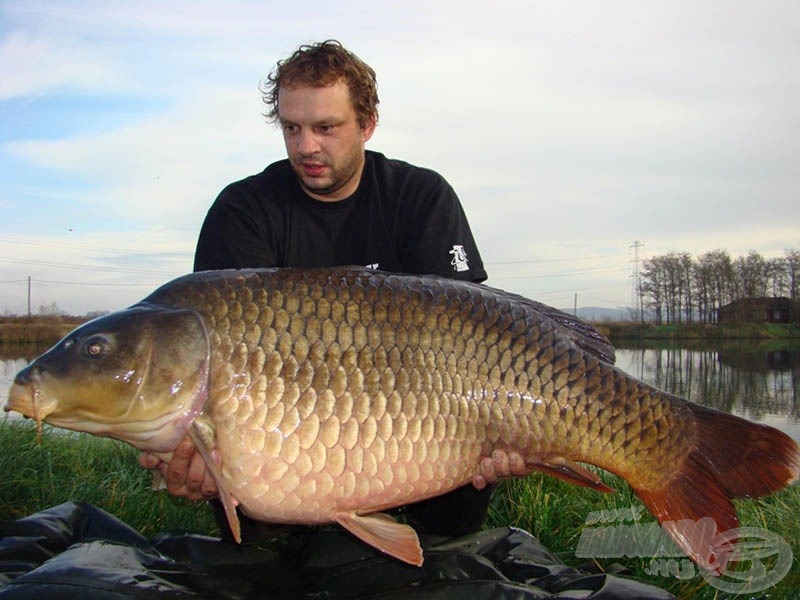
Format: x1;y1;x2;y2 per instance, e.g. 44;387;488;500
3;343;799;442
614;342;799;442
1;344;52;424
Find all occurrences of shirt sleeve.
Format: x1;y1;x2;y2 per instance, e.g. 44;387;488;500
193;180;280;272
398;176;487;283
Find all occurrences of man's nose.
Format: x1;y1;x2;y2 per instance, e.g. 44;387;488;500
295;129;320;156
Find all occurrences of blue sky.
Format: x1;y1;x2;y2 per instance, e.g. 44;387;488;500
1;0;799;315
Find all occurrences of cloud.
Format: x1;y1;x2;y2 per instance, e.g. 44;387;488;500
0;31;125;100
1;0;799;314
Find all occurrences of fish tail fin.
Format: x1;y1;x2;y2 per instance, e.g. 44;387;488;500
635;405;800;572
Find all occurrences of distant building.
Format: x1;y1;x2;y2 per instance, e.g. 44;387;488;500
717;297;798;324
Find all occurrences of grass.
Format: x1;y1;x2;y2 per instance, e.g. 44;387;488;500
602;321;800;342
1;420;798;599
487;470;800;599
0;420;217;536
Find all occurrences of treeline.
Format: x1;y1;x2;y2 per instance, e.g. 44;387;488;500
636;249;800;325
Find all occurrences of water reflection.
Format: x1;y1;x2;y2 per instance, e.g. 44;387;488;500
614;342;799;442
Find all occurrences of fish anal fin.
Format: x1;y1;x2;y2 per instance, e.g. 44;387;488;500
335;512;423;567
636;405;800;572
187;423;241;543
530;456;614;493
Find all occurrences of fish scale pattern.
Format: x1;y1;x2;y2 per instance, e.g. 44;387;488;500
150;267;688;523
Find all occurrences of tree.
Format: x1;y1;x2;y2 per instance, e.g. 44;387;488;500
637;248;798;324
784;249;800;301
734;251;769;298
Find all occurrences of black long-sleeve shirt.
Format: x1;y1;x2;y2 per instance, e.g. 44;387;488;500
194;151;486;284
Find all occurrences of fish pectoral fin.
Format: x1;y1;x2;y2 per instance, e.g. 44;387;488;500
149;451;174;491
187;425;241;544
335;512;423;567
151;470;166;491
530;456;614;493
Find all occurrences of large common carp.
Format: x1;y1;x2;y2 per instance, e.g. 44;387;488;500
6;267;799;569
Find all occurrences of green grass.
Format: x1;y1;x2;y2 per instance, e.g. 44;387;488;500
1;420;797;598
602;321;800;342
487;470;800;599
0;420;217;536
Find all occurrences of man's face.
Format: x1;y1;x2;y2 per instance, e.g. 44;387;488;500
278;80;376;202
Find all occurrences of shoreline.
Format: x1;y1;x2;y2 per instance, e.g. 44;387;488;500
2;318;800;348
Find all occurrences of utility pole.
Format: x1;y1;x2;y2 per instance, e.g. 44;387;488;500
629;241;645;322
27;276;31;317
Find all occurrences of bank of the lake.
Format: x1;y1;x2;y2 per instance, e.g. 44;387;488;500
598;321;800;344
3;317;800;348
0;317;87;346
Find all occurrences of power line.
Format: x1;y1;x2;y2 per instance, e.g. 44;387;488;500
0;256;183;276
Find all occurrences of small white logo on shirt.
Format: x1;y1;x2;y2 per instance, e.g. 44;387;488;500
365;263;380;270
449;245;469;272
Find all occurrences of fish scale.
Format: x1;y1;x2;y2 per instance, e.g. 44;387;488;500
150;269;679;516
6;266;799;569
177;271;505;518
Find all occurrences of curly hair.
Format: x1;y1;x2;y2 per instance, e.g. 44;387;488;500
260;40;379;129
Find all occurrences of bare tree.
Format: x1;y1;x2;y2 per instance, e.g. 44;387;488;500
784;249;800;301
638;248;798;323
641;257;666;324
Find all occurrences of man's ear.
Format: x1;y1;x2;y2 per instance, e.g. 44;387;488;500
361;117;377;143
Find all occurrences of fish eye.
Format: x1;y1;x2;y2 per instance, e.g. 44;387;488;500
83;336;109;359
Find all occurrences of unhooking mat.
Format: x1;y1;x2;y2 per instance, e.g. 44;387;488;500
0;502;674;599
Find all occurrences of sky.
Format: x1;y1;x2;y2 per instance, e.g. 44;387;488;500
1;0;799;316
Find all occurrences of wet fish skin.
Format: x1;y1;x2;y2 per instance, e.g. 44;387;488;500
6;267;800;569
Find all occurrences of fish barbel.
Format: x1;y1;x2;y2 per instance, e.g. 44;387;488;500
6;267;799;568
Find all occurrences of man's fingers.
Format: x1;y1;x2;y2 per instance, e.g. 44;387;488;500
472;458;495;490
138;452;161;470
185;450;218;499
474;450;529;488
165;440;194;488
491;449;511;477
507;451;528;476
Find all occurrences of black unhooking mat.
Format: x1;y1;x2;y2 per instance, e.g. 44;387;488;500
0;502;674;599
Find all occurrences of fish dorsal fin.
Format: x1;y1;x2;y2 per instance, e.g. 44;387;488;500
187;422;241;543
335;512;423;566
530;456;615;493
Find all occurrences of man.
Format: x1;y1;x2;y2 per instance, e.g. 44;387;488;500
141;40;521;539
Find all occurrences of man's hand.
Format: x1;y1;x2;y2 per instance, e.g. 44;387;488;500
138;436;219;501
473;450;528;490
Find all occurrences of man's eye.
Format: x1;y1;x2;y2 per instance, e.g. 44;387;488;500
282;124;297;134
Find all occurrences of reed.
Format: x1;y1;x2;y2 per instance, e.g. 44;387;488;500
0;319;84;345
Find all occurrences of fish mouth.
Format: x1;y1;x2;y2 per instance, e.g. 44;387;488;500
5;381;199;451
5;383;57;442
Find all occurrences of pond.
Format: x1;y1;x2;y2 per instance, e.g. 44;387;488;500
2;342;799;443
614;342;799;442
